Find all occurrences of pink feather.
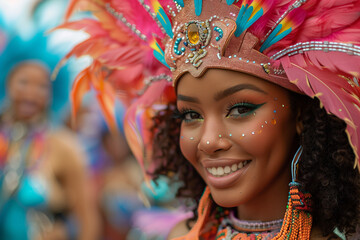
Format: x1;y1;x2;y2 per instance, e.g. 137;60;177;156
304;52;360;77
298;1;360;41
282;55;360;169
107;0;170;41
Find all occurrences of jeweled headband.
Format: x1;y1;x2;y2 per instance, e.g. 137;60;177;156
163;0;295;91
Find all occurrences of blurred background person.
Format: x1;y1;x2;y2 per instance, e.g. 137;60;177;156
66;101;144;240
0;28;100;240
0;1;196;239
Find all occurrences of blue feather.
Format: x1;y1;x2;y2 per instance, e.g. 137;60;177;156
152;41;170;69
266;28;292;49
235;5;253;37
156;7;174;38
238;4;249;20
153;50;170;69
259;24;292;52
174;0;184;7
194;0;203;16
226;0;236;5
235;4;249;37
259;24;281;52
234;1;270;37
243;9;263;32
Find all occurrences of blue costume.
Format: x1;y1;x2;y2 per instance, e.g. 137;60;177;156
0;26;71;240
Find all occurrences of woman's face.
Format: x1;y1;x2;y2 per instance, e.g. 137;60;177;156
177;69;298;208
7;63;50;121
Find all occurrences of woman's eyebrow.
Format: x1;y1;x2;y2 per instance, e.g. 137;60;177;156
177;94;199;103
214;83;268;101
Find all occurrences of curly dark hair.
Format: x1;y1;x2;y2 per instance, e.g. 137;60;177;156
296;95;360;237
151;94;360;238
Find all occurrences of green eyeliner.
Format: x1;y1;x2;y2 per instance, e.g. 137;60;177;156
227;102;266;118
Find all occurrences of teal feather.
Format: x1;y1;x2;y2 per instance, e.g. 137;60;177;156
194;0;202;16
260;24;292;52
174;0;184;7
259;7;306;52
152;41;170;69
259;24;281;52
243;9;263;31
235;5;254;37
153;50;170;69
239;6;254;28
238;4;249;20
235;0;272;37
226;0;236;5
265;28;291;50
156;7;174;38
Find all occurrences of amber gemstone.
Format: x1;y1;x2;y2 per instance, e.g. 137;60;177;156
188;23;200;45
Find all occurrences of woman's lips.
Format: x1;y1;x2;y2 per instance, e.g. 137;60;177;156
17;101;39;116
202;158;251;189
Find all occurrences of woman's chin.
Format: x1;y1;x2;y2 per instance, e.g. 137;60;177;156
209;187;245;208
14;110;43;123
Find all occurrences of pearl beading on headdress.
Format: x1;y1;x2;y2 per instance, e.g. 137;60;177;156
271;41;360;60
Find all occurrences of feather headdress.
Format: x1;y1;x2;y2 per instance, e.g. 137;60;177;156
58;0;360;176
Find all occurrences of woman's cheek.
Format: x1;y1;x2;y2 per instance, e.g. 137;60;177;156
179;124;200;165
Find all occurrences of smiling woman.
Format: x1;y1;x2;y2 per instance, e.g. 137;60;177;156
153;70;359;240
177;69;297;215
60;0;360;239
7;62;50;122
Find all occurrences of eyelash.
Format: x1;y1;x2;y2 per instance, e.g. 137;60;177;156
176;101;262;123
176;108;203;123
225;100;251;113
226;101;264;118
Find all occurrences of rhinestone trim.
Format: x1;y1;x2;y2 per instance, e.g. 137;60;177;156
105;3;147;41
271;41;360;60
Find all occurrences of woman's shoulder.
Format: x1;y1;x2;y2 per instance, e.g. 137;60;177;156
46;127;86;170
167;219;191;240
47;127;81;148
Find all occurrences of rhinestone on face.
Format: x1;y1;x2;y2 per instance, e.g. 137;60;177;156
188;23;200;45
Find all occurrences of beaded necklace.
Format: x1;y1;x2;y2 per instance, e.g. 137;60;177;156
215;211;283;240
0;122;47;202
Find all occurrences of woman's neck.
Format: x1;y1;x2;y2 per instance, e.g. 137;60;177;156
2;109;46;128
236;163;291;221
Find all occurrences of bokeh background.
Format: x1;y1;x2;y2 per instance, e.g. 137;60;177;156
0;0;190;239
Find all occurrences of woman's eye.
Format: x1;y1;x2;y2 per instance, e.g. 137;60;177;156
182;111;202;122
227;103;264;118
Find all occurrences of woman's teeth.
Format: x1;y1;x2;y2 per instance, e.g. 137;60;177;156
207;161;250;177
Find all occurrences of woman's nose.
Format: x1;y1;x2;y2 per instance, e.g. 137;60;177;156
197;118;231;155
